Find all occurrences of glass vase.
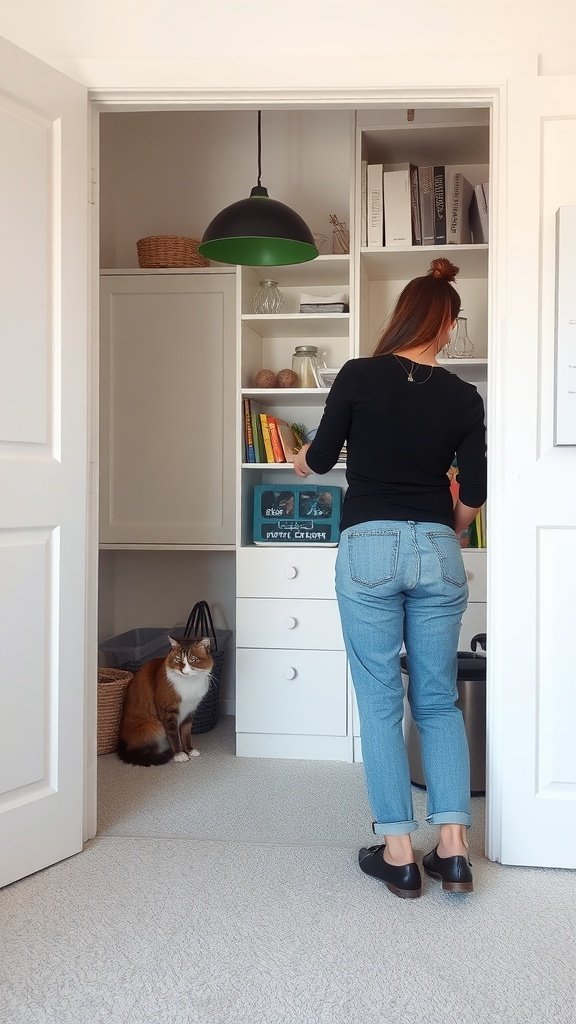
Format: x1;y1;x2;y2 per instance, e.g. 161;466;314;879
447;316;474;358
252;280;285;315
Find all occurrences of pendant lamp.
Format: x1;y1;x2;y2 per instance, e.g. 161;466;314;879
198;111;319;267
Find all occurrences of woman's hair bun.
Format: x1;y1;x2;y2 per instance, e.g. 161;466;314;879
428;257;459;282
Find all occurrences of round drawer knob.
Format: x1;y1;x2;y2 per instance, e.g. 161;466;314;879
284;565;298;579
466;571;473;580
284;617;297;630
283;666;297;680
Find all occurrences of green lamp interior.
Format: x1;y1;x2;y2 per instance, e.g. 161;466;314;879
198;237;318;266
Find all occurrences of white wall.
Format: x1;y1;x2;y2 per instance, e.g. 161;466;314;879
0;0;575;86
100;110;352;267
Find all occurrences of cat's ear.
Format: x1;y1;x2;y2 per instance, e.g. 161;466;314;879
168;635;180;649
199;637;211;653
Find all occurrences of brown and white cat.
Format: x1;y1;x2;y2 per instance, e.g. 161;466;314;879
117;637;213;766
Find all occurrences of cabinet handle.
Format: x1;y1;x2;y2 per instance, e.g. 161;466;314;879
284;617;297;630
284;565;298;579
283;666;297;680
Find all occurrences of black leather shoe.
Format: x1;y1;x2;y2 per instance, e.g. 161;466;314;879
358;845;422;899
422;846;474;893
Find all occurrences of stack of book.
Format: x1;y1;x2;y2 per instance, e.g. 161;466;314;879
243;399;302;464
361;161;489;248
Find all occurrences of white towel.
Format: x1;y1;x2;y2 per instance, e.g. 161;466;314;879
299;290;349;305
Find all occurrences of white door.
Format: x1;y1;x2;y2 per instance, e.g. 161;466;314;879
0;37;87;887
489;77;576;868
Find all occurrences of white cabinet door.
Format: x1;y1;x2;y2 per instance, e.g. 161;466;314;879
0;37;87;888
100;272;236;546
490;77;576;867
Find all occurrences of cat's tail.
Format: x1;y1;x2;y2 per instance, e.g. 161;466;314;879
116;739;173;766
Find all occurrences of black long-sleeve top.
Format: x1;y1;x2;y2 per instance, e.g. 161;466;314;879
305;355;487;532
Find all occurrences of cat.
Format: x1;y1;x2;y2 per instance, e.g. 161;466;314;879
117;636;213;766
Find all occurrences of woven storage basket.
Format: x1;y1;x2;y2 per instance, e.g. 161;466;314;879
136;235;209;268
97;668;133;755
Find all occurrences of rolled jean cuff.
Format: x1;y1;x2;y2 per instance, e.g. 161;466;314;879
372;819;419;836
426;812;472;828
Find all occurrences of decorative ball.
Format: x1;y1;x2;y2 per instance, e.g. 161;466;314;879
254;368;278;388
276;368;299;388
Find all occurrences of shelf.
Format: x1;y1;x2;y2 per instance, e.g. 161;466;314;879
243;254;350;286
242;462;347;470
437;357;487;383
100;267;236;276
361;123;489;166
360;244;488;281
99;543;236;551
241;313;350;339
241;387;330;408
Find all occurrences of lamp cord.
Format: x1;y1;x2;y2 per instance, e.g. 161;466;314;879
257;110;262;187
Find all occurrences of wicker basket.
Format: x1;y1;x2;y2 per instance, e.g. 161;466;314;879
97;668;133;755
136;235;209;268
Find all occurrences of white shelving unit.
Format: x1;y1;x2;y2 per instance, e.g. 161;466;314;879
236;107;490;761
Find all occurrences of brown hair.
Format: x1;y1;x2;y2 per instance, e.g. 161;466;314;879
372;258;461;357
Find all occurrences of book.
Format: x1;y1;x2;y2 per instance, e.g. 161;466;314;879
418;165;435;245
433;166;447;244
446;170;473;244
243;398;255;463
383;163;413;247
360;159;367;247
250;407;262;463
469;182;489;243
268;418;299;462
410;164;422;245
367;163;384;247
252;408;265;463
259;413;275;463
480;503;487;547
267;416;286;463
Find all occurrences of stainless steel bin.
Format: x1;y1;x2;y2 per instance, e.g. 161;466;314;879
402;648;487;796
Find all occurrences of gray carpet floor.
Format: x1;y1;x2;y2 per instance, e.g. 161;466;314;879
1;717;575;1024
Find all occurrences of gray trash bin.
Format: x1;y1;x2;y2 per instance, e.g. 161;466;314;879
402;637;487;796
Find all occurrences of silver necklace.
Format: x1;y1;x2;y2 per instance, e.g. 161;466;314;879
393;354;434;384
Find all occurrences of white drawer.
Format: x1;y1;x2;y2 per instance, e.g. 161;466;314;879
236;598;344;650
462;549;487;602
237;547;337;599
236;648;347;736
459;601;487;651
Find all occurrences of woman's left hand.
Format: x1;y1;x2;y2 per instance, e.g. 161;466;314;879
293;443;312;478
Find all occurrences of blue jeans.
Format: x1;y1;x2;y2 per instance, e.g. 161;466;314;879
335;520;472;836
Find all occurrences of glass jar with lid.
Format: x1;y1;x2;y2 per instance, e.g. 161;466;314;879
291;345;319;388
252;280;285;314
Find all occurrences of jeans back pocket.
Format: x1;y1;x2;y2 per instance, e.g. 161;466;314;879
347;529;400;587
427;531;468;588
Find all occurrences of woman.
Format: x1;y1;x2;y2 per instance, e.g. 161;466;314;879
293;258;487;899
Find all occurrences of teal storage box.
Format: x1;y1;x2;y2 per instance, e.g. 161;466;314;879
253;484;342;545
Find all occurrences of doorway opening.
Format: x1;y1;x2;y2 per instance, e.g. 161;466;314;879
93;100;492;849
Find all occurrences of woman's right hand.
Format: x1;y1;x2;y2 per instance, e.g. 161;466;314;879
293;443;312;478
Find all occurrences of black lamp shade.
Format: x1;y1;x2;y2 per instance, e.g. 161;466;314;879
198;186;319;266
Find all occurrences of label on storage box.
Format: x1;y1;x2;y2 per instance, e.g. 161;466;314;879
253;486;341;545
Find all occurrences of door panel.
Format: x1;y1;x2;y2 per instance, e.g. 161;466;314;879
99;273;236;546
491;77;576;867
0;35;87;888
